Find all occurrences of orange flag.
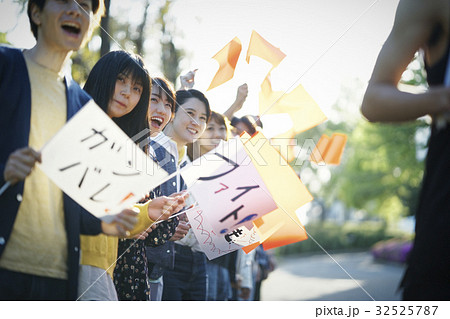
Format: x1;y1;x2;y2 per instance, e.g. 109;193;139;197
260;209;308;251
242;218;284;254
207;37;242;91
241;132;312;252
259;76;327;135
310;133;347;165
246;30;286;69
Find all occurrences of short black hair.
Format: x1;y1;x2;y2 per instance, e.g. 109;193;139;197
27;0;103;40
175;89;211;123
152;77;176;118
83;50;151;140
230;115;260;135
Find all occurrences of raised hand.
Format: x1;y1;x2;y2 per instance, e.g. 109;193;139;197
180;69;197;90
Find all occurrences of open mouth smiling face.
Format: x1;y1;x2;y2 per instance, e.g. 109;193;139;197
187;127;199;136
35;0;93;52
149;87;173;136
61;21;81;37
171;98;207;145
150;115;166;131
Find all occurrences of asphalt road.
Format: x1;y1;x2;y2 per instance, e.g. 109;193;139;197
260;251;406;301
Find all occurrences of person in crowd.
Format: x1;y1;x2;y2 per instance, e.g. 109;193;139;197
231;249;255;301
361;0;450;300
0;0;139;300
187;111;231;159
180;69;260;301
113;76;185;301
79;52;187;301
230;114;262;136
161;89;211;301
144;77;190;301
252;246;275;301
187;111;235;301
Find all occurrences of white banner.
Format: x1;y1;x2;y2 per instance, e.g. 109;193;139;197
181;138;277;235
39;100;168;218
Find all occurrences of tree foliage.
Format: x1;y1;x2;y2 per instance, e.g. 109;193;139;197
2;0;184;86
99;0;111;56
157;0;183;85
329;120;427;222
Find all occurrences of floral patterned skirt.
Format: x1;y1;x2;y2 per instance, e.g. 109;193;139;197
113;239;150;301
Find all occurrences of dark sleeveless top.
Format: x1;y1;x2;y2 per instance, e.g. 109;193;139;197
402;31;450;288
425;44;449;85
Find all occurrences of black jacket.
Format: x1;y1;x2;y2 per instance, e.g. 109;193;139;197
0;46;102;300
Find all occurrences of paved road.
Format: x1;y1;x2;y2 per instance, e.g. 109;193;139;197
260;251;406;301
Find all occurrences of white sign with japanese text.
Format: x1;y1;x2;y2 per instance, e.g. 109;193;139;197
181;138;278;235
39;100;168;218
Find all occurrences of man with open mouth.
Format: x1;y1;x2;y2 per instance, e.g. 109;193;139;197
0;0;140;301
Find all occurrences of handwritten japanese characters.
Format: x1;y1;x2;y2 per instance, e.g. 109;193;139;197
181;138;278;235
39;101;168;218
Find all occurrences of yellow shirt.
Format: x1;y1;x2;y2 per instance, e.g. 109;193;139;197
80;201;154;278
178;146;186;165
0;53;68;279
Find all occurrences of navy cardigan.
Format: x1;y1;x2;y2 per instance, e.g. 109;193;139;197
0;46;102;300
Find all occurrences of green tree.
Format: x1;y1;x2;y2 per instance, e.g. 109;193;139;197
2;1;185;85
71;42;101;85
99;0;111;57
135;0;150;56
157;0;183;85
73;0;150;83
330;120;427;223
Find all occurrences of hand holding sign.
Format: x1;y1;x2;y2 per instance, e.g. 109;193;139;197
2;147;42;186
148;192;189;222
100;207;139;237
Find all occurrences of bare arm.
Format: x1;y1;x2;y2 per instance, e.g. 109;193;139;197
361;0;450;122
223;83;248;120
